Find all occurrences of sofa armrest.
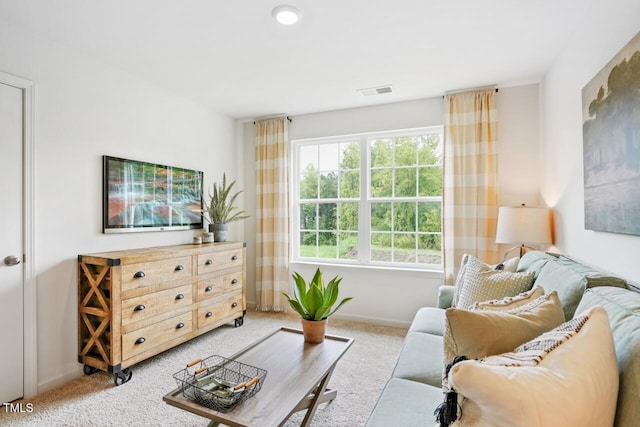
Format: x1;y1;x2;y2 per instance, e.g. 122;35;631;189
437;285;454;309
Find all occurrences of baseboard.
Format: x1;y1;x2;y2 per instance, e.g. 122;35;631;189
247;300;410;329
37;366;83;394
330;312;411;329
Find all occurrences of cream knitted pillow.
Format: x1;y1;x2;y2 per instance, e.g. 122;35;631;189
456;255;534;310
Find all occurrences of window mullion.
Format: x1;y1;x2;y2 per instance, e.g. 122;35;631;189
359;136;370;264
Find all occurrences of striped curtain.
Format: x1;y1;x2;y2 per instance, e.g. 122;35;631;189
443;89;499;284
255;118;289;311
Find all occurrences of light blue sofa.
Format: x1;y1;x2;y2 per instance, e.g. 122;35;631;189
366;251;639;427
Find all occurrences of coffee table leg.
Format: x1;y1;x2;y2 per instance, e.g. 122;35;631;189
301;365;336;427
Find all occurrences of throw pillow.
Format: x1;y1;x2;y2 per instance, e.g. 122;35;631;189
442;306;618;427
443;291;564;368
494;256;520;272
469;286;544;311
451;254;470;308
456;255;535;309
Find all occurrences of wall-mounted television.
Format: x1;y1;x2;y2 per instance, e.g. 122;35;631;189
103;155;204;233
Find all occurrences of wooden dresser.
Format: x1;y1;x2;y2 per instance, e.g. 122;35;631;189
77;241;246;385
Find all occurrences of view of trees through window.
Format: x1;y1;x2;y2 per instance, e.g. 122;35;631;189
295;127;443;268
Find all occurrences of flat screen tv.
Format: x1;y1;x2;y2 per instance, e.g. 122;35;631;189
103;155;203;233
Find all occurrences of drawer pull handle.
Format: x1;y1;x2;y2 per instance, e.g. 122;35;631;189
134;271;145;278
231;255;238;261
206;311;213;318
205;286;212;292
134;304;146;311
205;259;213;265
231;278;238;284
135;337;146;345
231;302;238;308
175;293;184;300
175;265;184;271
176;322;185;329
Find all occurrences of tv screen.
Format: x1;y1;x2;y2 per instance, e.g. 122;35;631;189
103;156;203;233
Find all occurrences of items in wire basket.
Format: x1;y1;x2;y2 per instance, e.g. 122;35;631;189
173;355;267;412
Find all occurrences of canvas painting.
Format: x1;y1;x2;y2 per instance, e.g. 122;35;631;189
582;31;640;235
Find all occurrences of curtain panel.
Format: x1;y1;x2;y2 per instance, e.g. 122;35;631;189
255;118;290;311
443;89;499;284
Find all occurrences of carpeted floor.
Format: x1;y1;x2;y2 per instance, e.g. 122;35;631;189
1;311;407;427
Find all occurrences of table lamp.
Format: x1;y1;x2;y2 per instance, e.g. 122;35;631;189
496;204;552;261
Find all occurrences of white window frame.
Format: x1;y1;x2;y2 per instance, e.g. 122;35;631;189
291;126;443;271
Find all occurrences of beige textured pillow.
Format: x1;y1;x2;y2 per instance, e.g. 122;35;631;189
446;306;618;427
469;287;545;311
443;291;564;367
456;255;535;309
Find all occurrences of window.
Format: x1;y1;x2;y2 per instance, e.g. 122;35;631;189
293;126;443;269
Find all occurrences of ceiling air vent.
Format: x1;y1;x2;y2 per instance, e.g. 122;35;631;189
357;85;393;96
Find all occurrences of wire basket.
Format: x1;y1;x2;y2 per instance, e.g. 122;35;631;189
173;355;267;412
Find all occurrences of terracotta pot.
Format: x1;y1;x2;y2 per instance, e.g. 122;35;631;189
301;318;327;344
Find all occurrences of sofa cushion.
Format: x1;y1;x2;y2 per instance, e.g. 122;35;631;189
469;286;544;311
575;287;640;426
446;306;618;427
408;307;445;335
532;256;626;319
365;378;443;427
391;332;444;387
456;255;535;309
443;291;564;368
516;250;557;278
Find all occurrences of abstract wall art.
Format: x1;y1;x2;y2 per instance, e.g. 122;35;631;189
582;31;640;235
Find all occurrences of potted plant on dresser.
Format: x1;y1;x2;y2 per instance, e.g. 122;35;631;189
205;173;249;242
282;268;353;343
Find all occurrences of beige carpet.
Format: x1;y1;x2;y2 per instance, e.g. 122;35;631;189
2;311;407;427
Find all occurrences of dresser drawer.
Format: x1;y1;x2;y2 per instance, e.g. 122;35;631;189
197;272;243;301
121;256;192;292
197;249;243;275
197;293;244;329
122;312;193;361
121;284;192;326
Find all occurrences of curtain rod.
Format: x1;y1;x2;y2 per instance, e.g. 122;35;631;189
253;115;292;125
443;87;498;98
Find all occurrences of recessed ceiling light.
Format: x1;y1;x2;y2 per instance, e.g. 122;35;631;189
272;5;301;25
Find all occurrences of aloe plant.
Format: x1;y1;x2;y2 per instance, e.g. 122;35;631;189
282;268;353;321
205;173;249;224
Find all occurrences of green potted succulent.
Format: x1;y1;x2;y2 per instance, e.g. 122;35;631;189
282;268;353;343
205;173;249;242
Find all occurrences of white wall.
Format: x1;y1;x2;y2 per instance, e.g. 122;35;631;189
243;86;541;327
540;3;640;280
0;23;236;393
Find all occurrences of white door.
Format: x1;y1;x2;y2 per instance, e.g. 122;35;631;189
0;81;24;403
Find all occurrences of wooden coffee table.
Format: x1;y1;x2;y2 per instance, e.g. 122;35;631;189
163;327;354;426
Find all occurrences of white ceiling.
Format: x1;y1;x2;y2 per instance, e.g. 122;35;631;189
0;0;608;119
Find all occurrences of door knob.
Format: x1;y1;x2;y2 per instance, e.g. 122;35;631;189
3;255;21;266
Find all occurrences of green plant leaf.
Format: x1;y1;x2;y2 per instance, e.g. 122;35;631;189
323;276;341;307
292;272;308;304
281;292;310;319
311;268;323;289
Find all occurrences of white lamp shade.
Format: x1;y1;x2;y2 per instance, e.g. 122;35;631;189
496;205;552;245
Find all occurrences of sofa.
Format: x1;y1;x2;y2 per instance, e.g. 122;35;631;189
366;251;640;426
